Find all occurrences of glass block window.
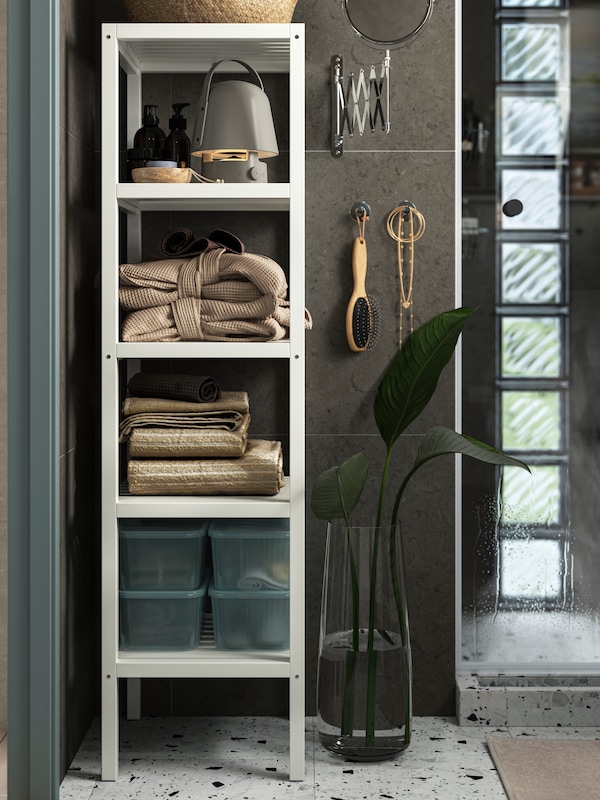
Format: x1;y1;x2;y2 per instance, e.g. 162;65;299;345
501;23;562;82
500;243;562;304
500;0;562;7
501;317;561;378
500;464;561;526
500;538;562;598
500;169;562;230
499;94;564;157
502;390;561;451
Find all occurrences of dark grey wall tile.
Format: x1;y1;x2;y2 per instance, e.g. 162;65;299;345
305;151;456;437
297;0;455;153
61;0;102;779
170;679;288;716
61;0;98;148
60;445;99;775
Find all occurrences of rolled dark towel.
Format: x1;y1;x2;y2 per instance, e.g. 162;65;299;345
126;372;221;403
160;228;245;259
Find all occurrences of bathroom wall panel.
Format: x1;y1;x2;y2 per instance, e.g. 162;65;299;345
302;0;455;154
60;0;102;778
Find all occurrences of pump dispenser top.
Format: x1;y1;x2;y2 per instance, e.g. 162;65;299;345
169;103;190;130
133;105;167;153
165;103;191;167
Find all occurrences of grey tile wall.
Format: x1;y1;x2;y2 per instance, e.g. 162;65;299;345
60;0;103;778
299;0;457;716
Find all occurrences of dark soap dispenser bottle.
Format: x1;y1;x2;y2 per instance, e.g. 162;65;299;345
133;104;167;155
165;103;191;167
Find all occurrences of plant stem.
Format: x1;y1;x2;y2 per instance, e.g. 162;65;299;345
347;526;360;650
341;649;356;736
366;648;378;746
340;523;360;737
390;523;412;743
364;446;393;747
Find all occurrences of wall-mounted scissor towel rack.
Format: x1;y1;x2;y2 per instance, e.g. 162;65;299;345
331;51;391;158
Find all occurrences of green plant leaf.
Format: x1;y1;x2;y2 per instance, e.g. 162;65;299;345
374;307;475;449
310;452;370;521
415;425;531;472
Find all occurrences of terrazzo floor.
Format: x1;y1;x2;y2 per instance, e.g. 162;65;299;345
58;715;600;799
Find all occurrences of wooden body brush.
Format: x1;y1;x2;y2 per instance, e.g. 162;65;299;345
346;235;380;352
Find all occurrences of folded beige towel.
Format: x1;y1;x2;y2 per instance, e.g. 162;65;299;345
127;439;285;496
127;414;250;458
119;411;246;442
122;391;250;417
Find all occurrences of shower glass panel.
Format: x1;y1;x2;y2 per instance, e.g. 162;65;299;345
461;0;600;670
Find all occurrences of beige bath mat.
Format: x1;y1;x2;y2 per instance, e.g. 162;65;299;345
487;736;600;800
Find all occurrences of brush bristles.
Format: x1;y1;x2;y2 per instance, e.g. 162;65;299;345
352;295;380;351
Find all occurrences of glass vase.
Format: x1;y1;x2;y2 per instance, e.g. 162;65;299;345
316;518;412;761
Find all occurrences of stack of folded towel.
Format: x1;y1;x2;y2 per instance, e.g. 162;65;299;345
120;372;285;496
118;227;312;343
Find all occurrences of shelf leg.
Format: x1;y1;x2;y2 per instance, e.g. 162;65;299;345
126;678;142;720
288;673;305;781
101;672;119;780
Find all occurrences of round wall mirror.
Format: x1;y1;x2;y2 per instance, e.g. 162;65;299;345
343;0;434;49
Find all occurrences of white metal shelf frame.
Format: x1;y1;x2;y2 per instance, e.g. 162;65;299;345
101;22;305;783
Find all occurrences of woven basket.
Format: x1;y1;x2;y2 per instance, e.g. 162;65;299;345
123;0;299;23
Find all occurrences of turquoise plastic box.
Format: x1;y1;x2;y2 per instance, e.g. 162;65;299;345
119;519;209;590
209;579;290;650
120;572;210;651
208;518;290;590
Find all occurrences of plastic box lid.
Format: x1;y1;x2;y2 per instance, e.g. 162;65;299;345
208;583;290;601
119;519;209;536
208;518;289;538
120;570;211;600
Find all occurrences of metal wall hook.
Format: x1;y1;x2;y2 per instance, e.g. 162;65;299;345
350;201;372;220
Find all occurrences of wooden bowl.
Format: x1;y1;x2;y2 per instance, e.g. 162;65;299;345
131;167;192;184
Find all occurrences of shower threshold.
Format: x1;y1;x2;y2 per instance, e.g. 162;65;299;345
456;673;600;726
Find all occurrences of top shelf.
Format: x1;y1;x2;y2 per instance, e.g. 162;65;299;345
113;23;296;73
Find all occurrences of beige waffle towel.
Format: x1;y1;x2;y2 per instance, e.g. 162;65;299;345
127;414;250;458
119;391;250;443
122;391;249;417
127;439;285;496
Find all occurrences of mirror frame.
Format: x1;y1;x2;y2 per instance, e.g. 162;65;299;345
342;0;435;49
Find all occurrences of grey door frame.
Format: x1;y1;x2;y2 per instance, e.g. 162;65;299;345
7;0;61;797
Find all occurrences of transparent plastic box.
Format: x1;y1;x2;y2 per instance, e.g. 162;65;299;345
120;572;210;651
208;580;290;650
119;518;209;590
208;518;289;590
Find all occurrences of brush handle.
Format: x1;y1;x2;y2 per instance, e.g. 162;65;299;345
346;237;369;352
350;237;367;295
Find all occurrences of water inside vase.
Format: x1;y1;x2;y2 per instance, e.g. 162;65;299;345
317;629;411;761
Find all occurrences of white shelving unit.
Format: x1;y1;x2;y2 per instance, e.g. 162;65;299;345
100;23;306;782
